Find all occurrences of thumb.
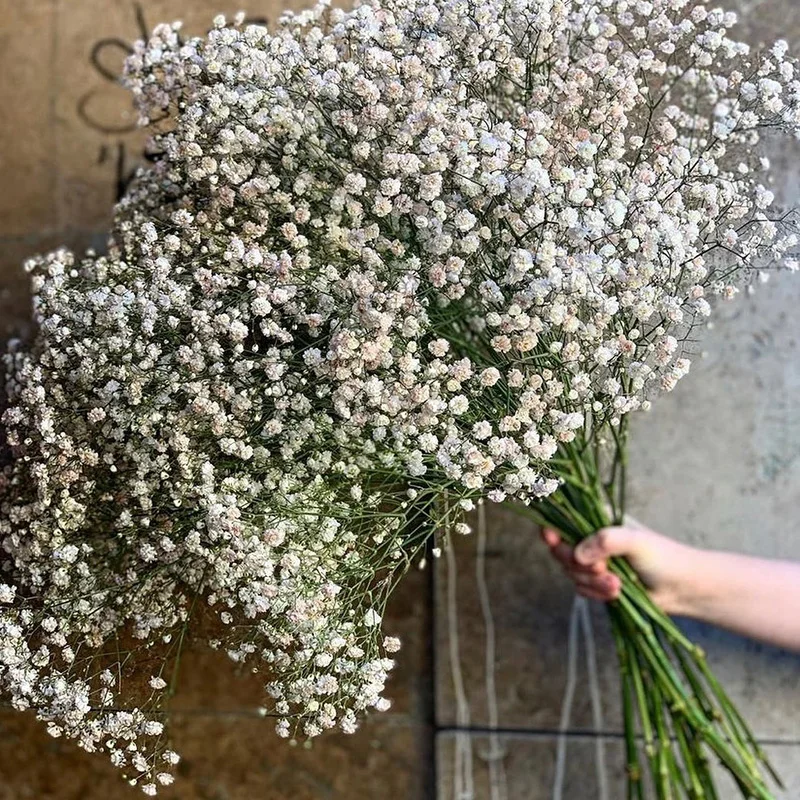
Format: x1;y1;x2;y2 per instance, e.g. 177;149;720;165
574;527;634;566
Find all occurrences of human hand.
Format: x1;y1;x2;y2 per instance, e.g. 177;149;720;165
541;522;697;615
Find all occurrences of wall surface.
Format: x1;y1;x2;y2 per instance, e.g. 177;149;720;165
0;1;799;799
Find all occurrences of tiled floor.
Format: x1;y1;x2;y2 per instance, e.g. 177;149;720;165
432;253;800;799
436;732;630;800
0;564;434;800
436;732;800;800
433;504;800;800
0;711;428;800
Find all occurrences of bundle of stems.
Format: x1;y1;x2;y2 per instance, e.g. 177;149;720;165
514;421;781;800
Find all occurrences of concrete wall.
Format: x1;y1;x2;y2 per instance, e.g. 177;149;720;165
0;1;799;798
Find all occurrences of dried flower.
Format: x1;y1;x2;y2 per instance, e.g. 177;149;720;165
2;0;798;793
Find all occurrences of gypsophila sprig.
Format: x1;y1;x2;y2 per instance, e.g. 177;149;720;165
2;0;799;794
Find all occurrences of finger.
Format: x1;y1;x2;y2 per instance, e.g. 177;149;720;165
541;527;561;548
549;540;576;568
571;571;620;597
552;541;608;574
576;585;618;603
565;557;608;576
574;527;634;567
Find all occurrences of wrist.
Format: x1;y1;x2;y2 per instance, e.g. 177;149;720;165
660;545;718;619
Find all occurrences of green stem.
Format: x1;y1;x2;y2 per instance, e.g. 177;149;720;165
508;426;779;800
613;611;646;800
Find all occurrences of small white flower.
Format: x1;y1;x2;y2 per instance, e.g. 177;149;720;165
363;609;382;627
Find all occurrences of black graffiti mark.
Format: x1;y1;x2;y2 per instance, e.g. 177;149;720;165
86;2;147;85
88;35;135;84
77;91;137;135
77;3;150;134
78;5;272;135
90;2;147;83
98;141;163;202
89;38;133;84
79;4;273;200
97;142;133;201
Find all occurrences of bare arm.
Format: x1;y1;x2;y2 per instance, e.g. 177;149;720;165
542;524;800;653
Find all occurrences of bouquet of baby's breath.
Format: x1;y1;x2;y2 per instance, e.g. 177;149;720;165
2;0;799;795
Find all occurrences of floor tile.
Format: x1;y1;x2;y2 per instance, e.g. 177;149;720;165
0;710;429;800
436;731;628;800
435;503;623;732
436;732;796;800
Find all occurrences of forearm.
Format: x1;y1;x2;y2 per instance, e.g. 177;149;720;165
670;547;800;652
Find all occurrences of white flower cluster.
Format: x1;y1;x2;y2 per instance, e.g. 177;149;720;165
2;0;800;791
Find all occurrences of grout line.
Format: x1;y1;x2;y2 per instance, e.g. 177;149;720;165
438;726;628;742
0;706;429;728
3;703;796;749
444;499;475;800
475;502;508;800
49;0;70;234
48;0;59;231
579;600;609;800
435;725;800;747
52;0;64;232
426;535;439;800
0;229;108;244
552;596;581;800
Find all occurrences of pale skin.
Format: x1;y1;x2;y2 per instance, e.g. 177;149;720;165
542;522;800;653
